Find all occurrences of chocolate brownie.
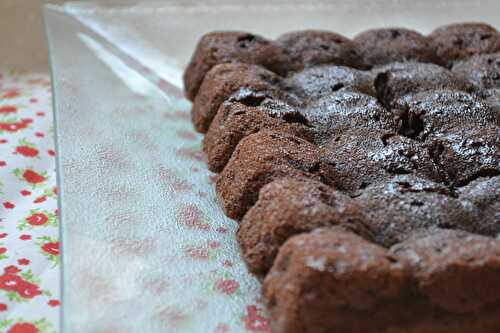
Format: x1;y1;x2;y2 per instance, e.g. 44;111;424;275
429;23;500;65
320;129;444;193
280;65;376;102
263;227;412;333
485;87;500;104
452;52;500;94
458;176;500;234
191;63;284;132
184;24;500;333
215;130;336;220
264;227;500;333
430;124;500;186
276;30;366;70
484;88;500;118
237;178;372;275
354;28;441;66
392;90;499;140
183;32;290;101
303;90;395;137
355;175;486;246
390;229;500;314
204;96;313;172
373;61;471;108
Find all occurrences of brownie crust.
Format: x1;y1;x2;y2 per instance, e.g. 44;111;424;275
354;28;441;66
237;178;372;275
191;63;284;132
204;96;313;172
277;30;366;70
429;23;500;65
183;31;290;101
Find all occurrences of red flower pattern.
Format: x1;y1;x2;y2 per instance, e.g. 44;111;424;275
0;106;17;114
0;121;29;132
215;279;239;295
7;323;39;333
0;276;41;299
177;204;210;231
222;260;233;268
42;242;60;256
186;246;209;260
26;213;48;226
5;266;21;274
48;299;60;307
243;305;271;332
3;202;15;209
18;259;30;265
22;170;45;184
33;196;46;203
16;146;39;157
2;90;20;99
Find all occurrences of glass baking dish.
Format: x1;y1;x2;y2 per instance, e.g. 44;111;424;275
44;1;500;332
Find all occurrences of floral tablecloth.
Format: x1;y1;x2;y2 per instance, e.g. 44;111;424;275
0;70;60;333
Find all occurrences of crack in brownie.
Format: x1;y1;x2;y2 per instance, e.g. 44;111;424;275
184;23;500;333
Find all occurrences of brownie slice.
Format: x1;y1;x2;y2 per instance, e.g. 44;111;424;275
303;90;395;138
204;96;312;172
485;87;500;106
452;52;500;94
191;63;284;132
373;61;471;108
215;130;336;220
280;65;376;102
392;90;499;140
429;23;500;65
237;178;371;275
458;176;500;234
390;229;500;314
354;175;482;247
430;124;500;186
320;129;444;194
276;30;366;70
354;28;441;66
263;227;411;333
183;32;290;101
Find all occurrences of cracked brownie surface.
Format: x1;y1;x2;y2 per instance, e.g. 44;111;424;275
184;22;500;333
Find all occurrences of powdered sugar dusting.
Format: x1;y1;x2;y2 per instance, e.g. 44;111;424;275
305;256;327;271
